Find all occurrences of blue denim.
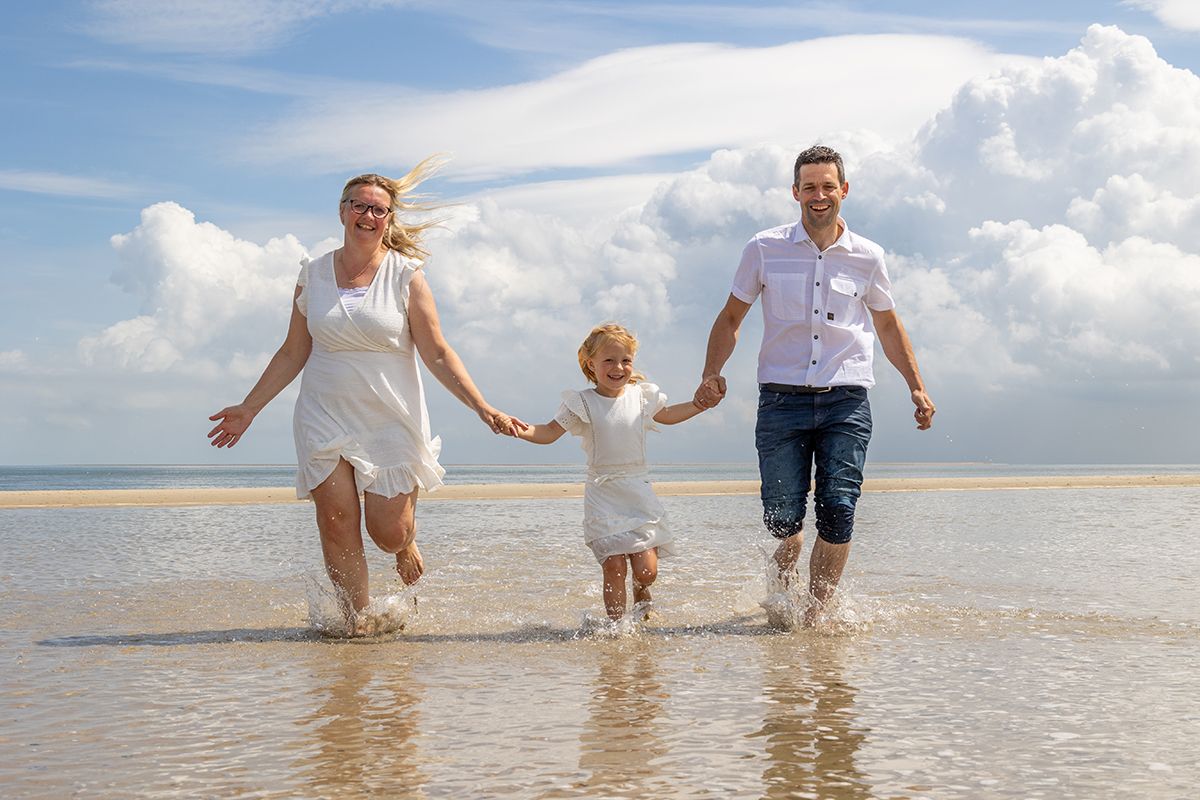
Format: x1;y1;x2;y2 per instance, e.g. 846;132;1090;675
755;385;872;544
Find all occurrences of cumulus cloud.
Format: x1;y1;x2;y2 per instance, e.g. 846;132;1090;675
79;202;309;373
59;24;1200;464
244;35;1032;178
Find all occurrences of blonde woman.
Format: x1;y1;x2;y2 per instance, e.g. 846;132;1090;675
208;157;521;632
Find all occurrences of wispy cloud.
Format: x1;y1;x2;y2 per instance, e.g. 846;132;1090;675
82;0;395;56
239;35;1034;178
1124;0;1200;32
0;169;141;199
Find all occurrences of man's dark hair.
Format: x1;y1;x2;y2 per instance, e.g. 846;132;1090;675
793;145;845;186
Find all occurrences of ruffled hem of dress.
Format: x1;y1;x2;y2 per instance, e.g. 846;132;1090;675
583;513;665;542
586;528;678;563
295;435;445;500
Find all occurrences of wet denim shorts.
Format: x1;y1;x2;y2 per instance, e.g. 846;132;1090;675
754;385;872;544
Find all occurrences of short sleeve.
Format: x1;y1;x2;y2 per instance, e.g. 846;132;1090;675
864;254;895;312
554;390;590;437
295;257;310;318
730;237;763;305
640;382;668;431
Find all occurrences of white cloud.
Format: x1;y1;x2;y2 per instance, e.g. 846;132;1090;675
38;24;1200;465
78;202;308;373
0;350;29;371
84;0;355;56
1067;173;1200;250
244;35;1033;178
0;169;140;199
1126;0;1200;31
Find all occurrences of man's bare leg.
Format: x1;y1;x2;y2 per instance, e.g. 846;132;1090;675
773;532;804;585
804;538;851;627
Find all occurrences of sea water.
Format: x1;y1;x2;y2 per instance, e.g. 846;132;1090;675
2;469;1198;797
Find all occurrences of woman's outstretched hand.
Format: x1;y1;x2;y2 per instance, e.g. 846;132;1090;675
207;404;255;448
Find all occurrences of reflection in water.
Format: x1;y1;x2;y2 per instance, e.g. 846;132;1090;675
576;640;669;796
294;644;426;797
751;637;872;799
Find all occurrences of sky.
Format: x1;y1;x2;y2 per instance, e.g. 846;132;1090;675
2;0;1199;468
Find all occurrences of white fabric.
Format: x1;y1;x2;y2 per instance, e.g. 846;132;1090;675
291;249;444;500
731;219;895;387
555;382;677;563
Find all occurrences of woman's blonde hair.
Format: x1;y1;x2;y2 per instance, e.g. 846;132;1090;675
340;154;448;260
578;323;646;385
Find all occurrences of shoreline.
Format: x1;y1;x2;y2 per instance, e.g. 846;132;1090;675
2;474;1198;509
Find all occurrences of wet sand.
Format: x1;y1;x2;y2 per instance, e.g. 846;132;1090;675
2;473;1199;508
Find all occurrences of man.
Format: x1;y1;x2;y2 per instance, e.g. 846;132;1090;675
694;144;935;627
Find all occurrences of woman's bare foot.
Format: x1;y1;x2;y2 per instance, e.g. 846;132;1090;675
395;541;424;585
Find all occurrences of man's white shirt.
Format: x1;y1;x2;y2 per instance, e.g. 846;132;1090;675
731;219;895;388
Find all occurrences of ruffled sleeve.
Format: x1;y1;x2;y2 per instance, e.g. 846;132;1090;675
640;382;668;431
295;256;310;318
554;390;590;437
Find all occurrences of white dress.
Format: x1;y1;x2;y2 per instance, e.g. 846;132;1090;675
292;250;444;500
555;383;678;563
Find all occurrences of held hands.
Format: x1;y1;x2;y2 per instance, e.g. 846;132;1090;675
912;390;936;431
207;404;255;448
693;375;727;410
481;407;528;437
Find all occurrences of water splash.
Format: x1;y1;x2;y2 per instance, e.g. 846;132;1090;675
304;575;419;638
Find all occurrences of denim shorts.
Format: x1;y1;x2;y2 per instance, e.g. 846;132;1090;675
754;385;872;544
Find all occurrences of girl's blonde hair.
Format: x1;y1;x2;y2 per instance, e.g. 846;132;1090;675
340;154;448;260
578;323;646;385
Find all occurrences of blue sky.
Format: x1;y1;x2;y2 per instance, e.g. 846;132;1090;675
2;0;1199;466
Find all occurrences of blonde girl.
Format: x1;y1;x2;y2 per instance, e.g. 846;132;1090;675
514;323;706;620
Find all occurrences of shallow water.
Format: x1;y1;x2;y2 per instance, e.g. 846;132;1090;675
3;487;1198;798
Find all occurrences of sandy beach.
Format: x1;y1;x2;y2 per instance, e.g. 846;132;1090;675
3;473;1198;508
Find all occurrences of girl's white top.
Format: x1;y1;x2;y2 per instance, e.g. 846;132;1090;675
291;249;444;499
555;383;678;562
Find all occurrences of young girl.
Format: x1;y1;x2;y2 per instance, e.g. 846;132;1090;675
514;323;707;621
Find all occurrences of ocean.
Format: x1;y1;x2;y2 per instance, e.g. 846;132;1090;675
2;464;1198;797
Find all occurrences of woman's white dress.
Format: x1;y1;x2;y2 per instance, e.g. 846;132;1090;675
292;250;444;499
555;383;678;563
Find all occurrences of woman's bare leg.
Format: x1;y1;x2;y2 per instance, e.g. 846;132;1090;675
310;459;368;616
363;487;423;585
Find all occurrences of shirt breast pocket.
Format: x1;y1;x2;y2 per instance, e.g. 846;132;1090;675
765;273;807;320
825;276;864;328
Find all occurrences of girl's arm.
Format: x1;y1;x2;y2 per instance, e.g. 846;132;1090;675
653;400;706;426
514;419;567;445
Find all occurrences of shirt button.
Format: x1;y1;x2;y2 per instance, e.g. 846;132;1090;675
813;335;819;340
815;281;820;286
811;360;817;365
814;309;819;314
818;255;823;260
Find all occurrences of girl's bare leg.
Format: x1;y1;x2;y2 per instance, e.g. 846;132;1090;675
363;487;423;585
601;555;629;620
310;459;368;618
630;548;658;607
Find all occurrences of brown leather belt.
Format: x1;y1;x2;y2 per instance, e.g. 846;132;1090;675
760;383;833;394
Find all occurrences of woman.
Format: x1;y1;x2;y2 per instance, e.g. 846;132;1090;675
208;157;520;631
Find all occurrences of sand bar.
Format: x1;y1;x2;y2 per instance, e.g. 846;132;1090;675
2;474;1199;509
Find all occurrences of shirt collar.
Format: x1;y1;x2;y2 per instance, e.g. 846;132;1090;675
792;217;851;250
